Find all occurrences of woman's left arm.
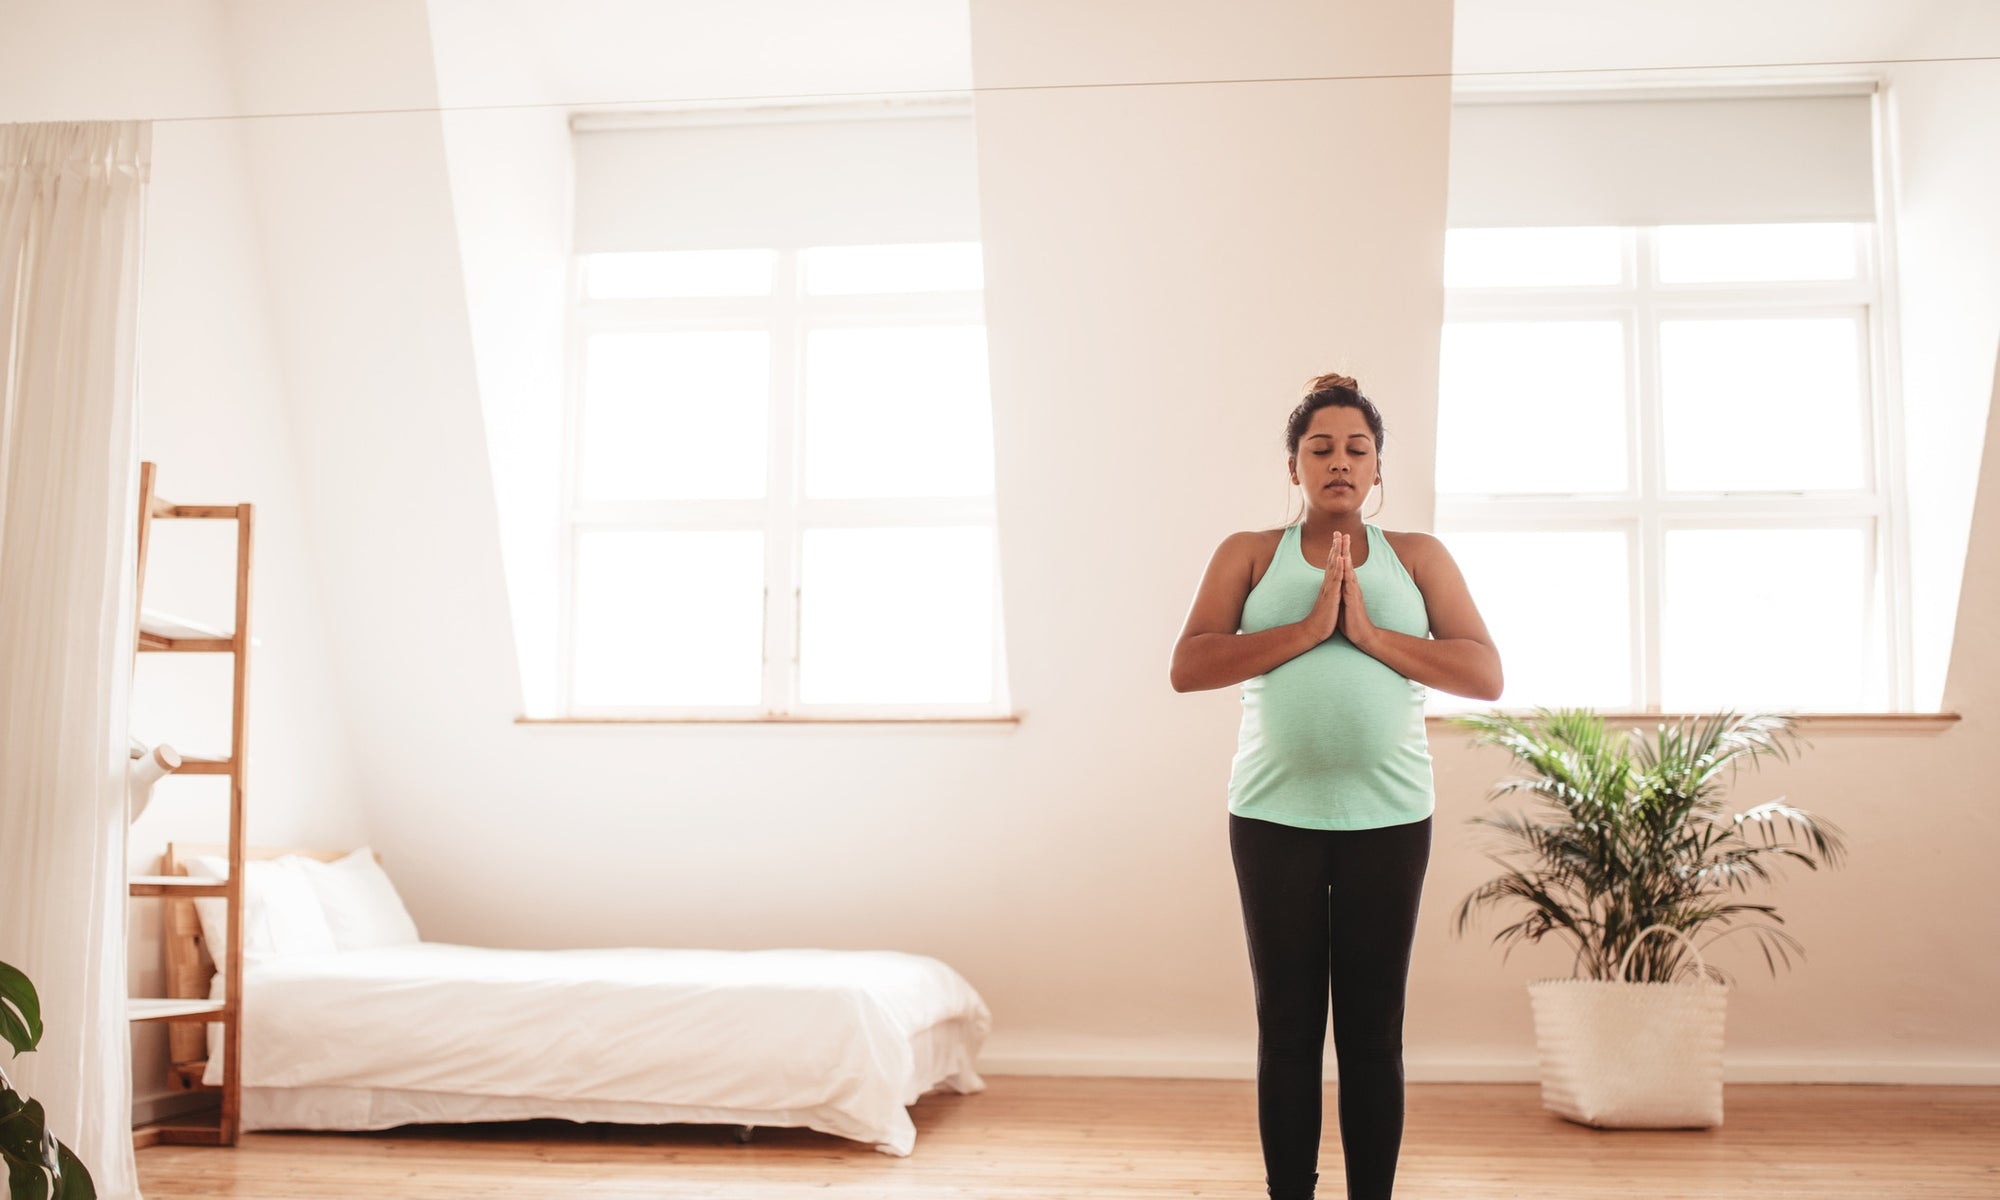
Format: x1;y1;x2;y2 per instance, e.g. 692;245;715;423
1342;532;1503;701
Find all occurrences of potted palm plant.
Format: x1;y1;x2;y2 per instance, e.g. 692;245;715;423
1446;707;1849;1129
1;961;96;1197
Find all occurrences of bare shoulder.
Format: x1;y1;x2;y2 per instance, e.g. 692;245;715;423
1219;527;1284;548
1382;528;1446;573
1211;527;1285;561
1181;527;1291;638
1194;527;1289;594
1229;527;1288;586
1380;528;1492;646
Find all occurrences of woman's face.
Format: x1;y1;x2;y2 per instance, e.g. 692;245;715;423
1288;404;1380;517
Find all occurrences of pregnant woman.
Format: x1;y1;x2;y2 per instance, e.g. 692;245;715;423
1170;372;1503;1200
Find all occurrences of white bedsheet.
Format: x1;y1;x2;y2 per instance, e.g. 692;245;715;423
206;942;991;1155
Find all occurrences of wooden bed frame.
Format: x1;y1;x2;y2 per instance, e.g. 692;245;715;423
158;843;376;1088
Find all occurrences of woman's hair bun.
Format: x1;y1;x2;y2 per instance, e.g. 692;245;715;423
1305;371;1359;394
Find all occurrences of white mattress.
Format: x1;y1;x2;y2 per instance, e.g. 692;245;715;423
207;942;992;1156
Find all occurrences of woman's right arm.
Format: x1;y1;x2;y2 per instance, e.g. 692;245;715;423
1170;531;1341;693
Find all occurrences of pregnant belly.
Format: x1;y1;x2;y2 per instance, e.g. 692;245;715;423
1239;643;1421;775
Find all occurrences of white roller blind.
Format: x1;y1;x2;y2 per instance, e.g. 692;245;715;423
571;103;982;252
1446;90;1876;228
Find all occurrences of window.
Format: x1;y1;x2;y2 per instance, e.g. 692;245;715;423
1430;221;1902;714
562;242;1005;718
559;102;1005;718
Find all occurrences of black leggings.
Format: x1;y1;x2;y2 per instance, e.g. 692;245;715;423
1229;810;1433;1200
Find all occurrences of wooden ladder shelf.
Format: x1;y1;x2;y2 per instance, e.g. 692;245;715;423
127;460;254;1149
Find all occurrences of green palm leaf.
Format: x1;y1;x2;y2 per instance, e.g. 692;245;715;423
1448;707;1843;982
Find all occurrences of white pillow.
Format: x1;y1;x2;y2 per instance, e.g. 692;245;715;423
185;854;338;964
295;848;420;951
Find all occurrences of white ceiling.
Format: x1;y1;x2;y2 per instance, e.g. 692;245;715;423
1452;0;1993;77
425;0;977;108
422;0;1998;112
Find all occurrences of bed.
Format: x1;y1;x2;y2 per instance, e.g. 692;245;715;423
164;843;992;1156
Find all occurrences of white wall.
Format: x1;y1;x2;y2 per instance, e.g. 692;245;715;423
4;0;1997;1102
0;0;235;122
0;0;375;1120
219;0;532;815
1885;60;2000;708
429;77;572;714
960;0;1453;1069
122;117;374;1119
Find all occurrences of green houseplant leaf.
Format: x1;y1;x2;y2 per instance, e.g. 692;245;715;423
1447;707;1849;985
0;964;95;1198
0;963;41;1058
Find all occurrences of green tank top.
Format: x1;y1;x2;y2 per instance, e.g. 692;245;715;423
1227;521;1437;830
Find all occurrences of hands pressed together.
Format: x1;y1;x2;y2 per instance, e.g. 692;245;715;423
1303;530;1380;652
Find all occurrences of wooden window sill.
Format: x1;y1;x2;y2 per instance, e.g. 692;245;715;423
516;714;1023;727
1426;711;1961;735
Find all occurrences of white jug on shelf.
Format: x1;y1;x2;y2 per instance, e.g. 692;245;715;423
128;736;181;823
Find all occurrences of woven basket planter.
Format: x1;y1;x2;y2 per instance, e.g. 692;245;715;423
1526;923;1729;1129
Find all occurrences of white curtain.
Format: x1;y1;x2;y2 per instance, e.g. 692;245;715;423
0;120;152;1200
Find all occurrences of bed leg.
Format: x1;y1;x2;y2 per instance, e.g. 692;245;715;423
734;1124;754;1144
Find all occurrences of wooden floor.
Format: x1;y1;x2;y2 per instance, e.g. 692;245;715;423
135;1076;2000;1199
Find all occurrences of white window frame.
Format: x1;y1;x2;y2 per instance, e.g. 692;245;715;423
1433;223;1912;714
557;246;1009;720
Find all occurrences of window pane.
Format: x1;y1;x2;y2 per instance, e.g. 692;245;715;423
1438;321;1628;494
580;332;769;500
1443;227;1623;288
585;250;774;298
799;527;995;705
802;243;984;295
572;531;764;707
1658;223;1858;284
1425;529;1632;711
1662;528;1871;711
1660;318;1863;492
804;326;993;498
